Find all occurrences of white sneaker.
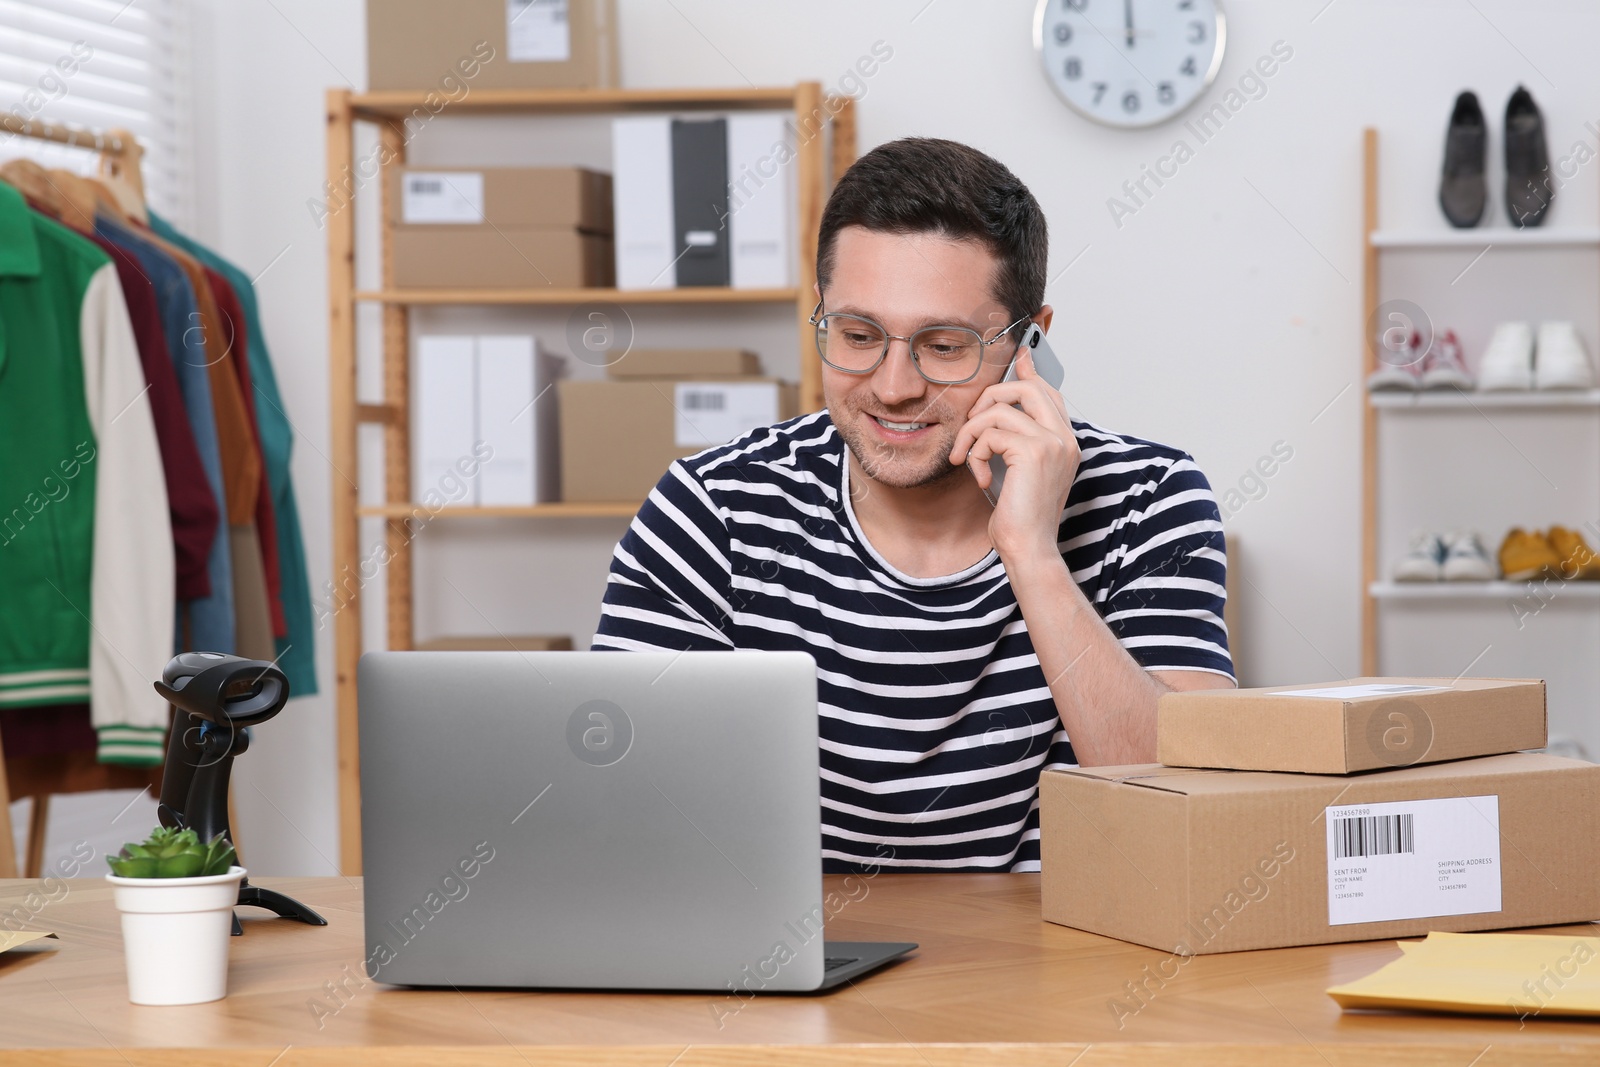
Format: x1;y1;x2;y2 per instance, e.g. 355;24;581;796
1441;531;1497;581
1534;322;1595;390
1394;531;1445;581
1478;322;1534;391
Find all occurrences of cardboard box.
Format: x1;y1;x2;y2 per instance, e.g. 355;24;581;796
389;167;613;233
393;227;613;288
1158;677;1547;774
559;378;798;501
606;349;762;379
367;0;618;92
1040;753;1600;954
416;635;574;652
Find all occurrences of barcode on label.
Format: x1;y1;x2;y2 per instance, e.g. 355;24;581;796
681;391;726;412
409;179;443;195
1333;813;1415;859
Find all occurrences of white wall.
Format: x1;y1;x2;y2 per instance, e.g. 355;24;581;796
183;0;1600;873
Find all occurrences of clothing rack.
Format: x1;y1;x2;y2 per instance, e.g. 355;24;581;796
0;113;145;203
0;113;156;881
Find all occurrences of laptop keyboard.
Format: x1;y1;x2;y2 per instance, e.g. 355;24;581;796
824;956;859;972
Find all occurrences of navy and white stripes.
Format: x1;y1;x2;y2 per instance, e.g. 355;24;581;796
594;411;1232;872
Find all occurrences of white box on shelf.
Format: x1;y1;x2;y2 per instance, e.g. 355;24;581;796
415;336;479;506
477;336;562;505
613;116;676;290
726;112;794;289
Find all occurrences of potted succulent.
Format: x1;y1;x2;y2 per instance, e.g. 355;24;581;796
106;826;244;1005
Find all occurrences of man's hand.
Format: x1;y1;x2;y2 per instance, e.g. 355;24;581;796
948;347;1080;564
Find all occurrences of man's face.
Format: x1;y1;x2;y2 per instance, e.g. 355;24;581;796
821;226;1019;490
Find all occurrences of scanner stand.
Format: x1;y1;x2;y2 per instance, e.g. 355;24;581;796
158;711;327;936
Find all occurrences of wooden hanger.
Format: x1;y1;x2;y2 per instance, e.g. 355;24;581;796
96;130;147;224
0;158;64;217
82;175;132;225
43;169;103;233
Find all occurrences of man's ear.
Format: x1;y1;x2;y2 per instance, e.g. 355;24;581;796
1036;304;1055;334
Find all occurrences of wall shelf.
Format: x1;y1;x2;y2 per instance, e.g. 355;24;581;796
1370;227;1600;249
1370;580;1600;600
357;502;638;519
1369;388;1600;409
354;286;798;306
1360;124;1600;728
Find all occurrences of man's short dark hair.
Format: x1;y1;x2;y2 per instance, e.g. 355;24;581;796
816;137;1048;335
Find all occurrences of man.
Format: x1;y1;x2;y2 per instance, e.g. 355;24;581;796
594;138;1234;873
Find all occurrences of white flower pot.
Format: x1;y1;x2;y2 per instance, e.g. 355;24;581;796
107;866;246;1005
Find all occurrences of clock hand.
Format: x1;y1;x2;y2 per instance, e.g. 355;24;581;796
1124;0;1134;48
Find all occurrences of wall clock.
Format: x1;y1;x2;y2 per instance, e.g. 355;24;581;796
1034;0;1227;128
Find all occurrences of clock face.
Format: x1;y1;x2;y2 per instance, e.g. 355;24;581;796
1034;0;1227;128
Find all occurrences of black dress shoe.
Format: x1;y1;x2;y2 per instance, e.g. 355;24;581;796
1439;91;1487;228
1505;85;1553;228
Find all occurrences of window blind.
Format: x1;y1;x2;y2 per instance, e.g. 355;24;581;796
0;0;192;224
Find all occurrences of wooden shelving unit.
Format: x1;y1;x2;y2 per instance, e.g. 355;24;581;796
326;84;856;873
354;286;799;305
355;502;640;520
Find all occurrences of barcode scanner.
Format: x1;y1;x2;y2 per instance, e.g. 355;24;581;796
981;322;1066;506
155;652;326;935
155;651;289;728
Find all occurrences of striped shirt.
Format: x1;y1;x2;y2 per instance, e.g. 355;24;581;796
593;411;1232;872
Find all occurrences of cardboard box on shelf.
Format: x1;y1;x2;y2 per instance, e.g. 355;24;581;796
558;378;797;502
393;228;613;288
1040;752;1600;955
388;168;613;233
605;349;762;379
367;0;618;92
1157;677;1546;775
416;636;574;652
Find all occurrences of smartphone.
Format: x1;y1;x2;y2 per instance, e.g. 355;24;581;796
981;324;1066;506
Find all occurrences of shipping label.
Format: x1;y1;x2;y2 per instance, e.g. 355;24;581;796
674;383;780;447
1279;683;1450;700
402;172;484;224
508;0;572;63
1325;795;1502;926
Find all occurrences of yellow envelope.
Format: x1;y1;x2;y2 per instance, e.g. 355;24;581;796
0;930;58;954
1329;931;1600;1019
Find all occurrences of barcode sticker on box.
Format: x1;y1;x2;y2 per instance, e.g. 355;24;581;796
674;382;779;447
403;172;484;224
507;0;571;63
1326;795;1501;926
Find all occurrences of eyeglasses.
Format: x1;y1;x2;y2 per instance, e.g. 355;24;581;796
808;300;1032;385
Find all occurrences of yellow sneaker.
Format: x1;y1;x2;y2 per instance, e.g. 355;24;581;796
1547;525;1600;579
1499;528;1561;581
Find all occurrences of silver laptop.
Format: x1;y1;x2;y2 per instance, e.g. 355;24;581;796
358;650;915;991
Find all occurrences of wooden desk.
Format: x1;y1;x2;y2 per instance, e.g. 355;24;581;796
1;874;1595;1065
